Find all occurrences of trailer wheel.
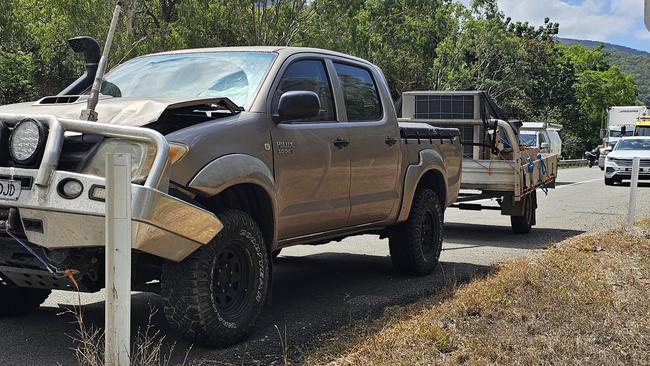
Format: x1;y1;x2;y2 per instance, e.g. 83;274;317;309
511;193;536;234
161;209;269;348
0;287;50;317
389;188;444;276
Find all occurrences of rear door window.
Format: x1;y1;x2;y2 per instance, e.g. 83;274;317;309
333;63;382;122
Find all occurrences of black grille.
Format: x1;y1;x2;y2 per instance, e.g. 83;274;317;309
59;134;104;172
37;96;81;105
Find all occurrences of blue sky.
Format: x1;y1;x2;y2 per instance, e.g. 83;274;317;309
459;0;650;52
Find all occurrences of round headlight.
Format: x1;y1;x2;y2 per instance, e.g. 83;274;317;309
9;119;46;164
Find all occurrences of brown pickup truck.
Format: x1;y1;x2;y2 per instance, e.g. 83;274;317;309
0;43;462;346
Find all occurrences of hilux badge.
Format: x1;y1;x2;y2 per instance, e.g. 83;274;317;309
276;141;294;155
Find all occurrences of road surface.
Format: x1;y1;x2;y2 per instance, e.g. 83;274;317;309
1;167;649;365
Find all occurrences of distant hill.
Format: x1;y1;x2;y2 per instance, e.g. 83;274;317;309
558;38;650;105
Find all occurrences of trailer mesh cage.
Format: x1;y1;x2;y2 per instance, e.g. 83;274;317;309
400;91;508;158
413;94;474;120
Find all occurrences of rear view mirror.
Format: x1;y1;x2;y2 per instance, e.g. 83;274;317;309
540;142;549;149
277;91;320;122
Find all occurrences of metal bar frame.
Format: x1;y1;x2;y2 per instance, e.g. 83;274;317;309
0;113;169;189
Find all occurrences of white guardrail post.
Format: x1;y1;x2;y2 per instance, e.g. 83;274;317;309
105;153;132;366
628;156;641;225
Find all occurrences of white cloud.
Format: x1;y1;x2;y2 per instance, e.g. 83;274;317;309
496;0;637;42
635;29;650;40
610;0;642;18
454;0;645;43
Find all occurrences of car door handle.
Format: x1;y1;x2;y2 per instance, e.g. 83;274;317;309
385;136;398;146
333;137;350;149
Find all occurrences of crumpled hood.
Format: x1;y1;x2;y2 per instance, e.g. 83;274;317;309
0;95;230;127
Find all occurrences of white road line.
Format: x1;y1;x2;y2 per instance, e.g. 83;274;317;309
556;177;602;189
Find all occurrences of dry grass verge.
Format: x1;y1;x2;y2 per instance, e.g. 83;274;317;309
304;221;650;365
68;303;190;366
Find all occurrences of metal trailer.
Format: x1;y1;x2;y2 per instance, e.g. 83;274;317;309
399;90;558;234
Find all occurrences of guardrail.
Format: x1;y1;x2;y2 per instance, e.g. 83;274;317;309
558;159;588;168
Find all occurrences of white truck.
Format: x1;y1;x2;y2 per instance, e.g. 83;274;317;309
599;106;647;170
400;91;559;234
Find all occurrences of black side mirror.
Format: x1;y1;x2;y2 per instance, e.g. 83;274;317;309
277;91;321;122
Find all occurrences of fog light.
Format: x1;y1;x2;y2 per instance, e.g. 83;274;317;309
89;185;106;202
58;178;84;199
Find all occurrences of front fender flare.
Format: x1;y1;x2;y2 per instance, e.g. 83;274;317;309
188;154;278;241
188;154;276;197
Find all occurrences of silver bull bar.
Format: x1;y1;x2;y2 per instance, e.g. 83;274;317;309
0;113;222;262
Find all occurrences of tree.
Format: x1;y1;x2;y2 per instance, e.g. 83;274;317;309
0;0;642;159
304;0;458;98
560;44;639;155
432;7;528;117
0;50;37;104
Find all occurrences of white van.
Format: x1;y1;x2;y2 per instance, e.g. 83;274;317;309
519;122;563;158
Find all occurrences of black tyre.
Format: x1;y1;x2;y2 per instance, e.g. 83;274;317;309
511;192;536;234
389;188;444;276
161;209;269;348
0;286;50;317
604;177;616;186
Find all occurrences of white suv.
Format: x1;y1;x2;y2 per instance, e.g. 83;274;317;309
604;136;650;185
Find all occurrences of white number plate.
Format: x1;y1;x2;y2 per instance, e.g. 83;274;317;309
0;180;21;201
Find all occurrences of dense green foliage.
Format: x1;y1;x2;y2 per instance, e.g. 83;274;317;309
0;0;642;157
559;38;650;107
608;49;650;106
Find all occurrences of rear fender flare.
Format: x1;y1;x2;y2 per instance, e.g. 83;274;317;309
397;149;448;223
